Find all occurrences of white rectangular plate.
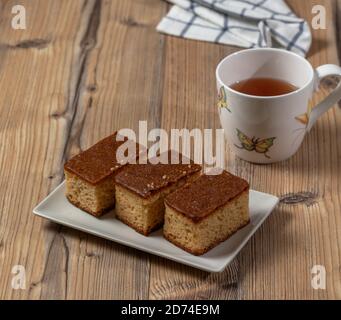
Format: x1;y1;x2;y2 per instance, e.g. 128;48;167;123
33;182;279;272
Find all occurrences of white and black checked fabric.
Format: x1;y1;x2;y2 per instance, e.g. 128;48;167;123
157;0;311;56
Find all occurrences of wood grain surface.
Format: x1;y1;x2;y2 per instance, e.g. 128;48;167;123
0;0;340;300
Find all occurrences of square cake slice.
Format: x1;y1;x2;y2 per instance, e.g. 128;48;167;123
114;153;202;236
164;171;249;255
64;132;139;217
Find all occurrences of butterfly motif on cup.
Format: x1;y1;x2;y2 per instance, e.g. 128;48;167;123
217;87;231;113
235;129;276;159
295;100;313;126
291;100;314;148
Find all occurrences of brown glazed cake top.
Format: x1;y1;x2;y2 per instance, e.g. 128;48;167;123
115;153;202;198
64;132;139;185
165;171;249;222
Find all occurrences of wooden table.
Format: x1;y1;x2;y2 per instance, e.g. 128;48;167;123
0;0;340;300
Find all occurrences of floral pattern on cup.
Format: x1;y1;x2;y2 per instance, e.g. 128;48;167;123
234;129;276;159
217;87;231;113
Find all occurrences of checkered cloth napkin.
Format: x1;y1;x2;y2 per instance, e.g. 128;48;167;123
156;0;311;56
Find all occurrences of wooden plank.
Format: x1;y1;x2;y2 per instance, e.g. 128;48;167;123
0;0;87;299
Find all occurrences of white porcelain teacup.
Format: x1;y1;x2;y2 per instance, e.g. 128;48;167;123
216;48;341;163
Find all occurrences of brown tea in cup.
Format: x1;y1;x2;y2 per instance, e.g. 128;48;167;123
230;77;298;97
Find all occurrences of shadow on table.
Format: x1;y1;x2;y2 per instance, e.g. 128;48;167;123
146;208;297;297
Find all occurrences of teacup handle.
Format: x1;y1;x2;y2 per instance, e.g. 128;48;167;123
307;64;341;131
